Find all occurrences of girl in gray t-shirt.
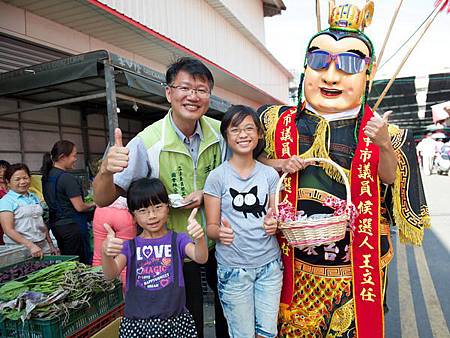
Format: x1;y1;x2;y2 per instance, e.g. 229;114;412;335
204;105;282;338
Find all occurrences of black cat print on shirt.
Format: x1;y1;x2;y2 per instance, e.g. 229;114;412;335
229;186;268;219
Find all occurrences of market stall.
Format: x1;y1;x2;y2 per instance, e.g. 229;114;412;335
0;50;230;171
0;50;233;337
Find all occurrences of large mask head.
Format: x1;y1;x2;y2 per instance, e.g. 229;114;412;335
300;1;376;115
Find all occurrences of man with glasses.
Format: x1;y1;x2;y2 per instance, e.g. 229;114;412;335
93;57;229;338
259;2;429;337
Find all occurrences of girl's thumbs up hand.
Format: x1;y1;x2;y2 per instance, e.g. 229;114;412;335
102;223;124;257
187;208;204;241
219;218;234;245
263;208;278;236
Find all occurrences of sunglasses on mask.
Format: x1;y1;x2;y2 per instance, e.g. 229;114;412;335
306;50;371;74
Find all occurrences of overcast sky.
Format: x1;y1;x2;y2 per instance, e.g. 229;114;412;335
264;0;450;80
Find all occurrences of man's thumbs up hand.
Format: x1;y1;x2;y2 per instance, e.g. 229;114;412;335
114;127;123;147
219;218;234;245
102;223;124;257
187;208;204;241
263;208;278;236
101;128;129;175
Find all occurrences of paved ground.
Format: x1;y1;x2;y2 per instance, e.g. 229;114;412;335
385;172;450;338
203;172;450;338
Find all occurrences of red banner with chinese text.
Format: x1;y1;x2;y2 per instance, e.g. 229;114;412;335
350;105;384;338
274;106;298;306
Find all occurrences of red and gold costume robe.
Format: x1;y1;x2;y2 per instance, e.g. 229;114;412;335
259;104;430;337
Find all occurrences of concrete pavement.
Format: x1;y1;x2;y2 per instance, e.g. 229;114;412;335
385;172;450;338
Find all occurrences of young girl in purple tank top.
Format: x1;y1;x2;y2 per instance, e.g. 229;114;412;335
102;177;208;338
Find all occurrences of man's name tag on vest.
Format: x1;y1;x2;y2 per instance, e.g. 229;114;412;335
169;194;194;208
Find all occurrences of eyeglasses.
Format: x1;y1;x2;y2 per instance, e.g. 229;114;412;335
169;85;211;98
134;204;167;217
228;125;258;136
306;50;371;74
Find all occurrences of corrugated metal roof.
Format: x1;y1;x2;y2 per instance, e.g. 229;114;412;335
3;0;287;104
0;34;68;73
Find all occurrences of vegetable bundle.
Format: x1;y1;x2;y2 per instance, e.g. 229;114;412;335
0;261;117;322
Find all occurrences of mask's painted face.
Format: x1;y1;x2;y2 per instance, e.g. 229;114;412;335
304;34;371;115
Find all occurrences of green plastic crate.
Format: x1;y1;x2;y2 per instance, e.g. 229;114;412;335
0;280;123;338
0;255;78;285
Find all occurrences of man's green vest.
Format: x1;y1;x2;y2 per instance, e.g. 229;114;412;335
137;114;224;240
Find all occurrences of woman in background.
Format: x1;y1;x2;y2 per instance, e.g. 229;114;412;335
41;140;94;264
0;160;10;199
92;196;135;286
0;160;11;244
0;163;57;257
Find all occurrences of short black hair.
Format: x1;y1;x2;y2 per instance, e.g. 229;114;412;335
5;163;31;182
166;57;214;90
127;177;169;213
310;30;374;57
0;160;10;170
220;105;265;158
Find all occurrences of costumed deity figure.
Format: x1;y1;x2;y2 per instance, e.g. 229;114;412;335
259;1;430;337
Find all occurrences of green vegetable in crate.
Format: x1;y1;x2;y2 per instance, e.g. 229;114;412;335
0;261;77;301
0;281;28;301
1;307;23;321
0;261;119;323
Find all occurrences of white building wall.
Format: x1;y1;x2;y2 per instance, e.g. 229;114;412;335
0;1;267;106
98;0;289;101
209;0;266;43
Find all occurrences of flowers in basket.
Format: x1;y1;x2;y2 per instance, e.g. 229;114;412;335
323;196;358;233
275;197;358;233
275;202;306;223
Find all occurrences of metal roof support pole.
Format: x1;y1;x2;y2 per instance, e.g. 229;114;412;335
80;107;91;174
104;60;119;146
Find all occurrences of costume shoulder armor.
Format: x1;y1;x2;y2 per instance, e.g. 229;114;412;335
258;105;294;158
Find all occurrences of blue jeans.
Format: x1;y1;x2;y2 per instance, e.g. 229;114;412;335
217;258;283;338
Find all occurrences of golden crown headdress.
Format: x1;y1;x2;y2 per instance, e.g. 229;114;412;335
328;1;374;32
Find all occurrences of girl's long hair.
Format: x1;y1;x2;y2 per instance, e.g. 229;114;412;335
41;140;75;178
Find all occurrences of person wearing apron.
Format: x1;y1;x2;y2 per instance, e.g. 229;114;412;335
41;140;94;264
0;163;57;257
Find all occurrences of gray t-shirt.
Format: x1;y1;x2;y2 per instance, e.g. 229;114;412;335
204;161;280;268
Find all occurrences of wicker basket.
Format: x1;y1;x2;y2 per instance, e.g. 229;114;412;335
275;157;351;247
